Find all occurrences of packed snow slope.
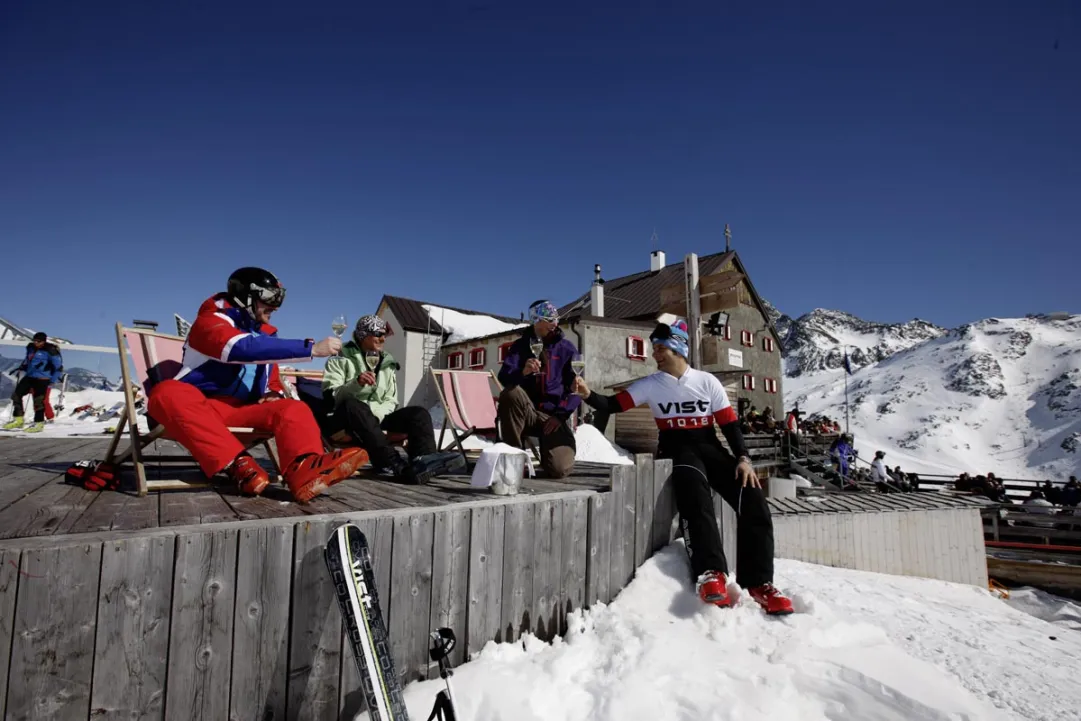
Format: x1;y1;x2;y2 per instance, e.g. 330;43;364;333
784;313;1081;479
395;544;1080;721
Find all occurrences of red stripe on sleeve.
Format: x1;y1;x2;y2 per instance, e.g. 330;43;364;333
616;391;636;412
713;406;738;425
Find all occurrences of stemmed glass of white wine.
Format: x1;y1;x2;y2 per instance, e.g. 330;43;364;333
364;349;381;371
570;353;586;395
331;315;347;356
529;339;544;360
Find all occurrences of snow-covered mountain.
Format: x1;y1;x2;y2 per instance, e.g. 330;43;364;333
63;368;121;392
780;308;945;378
785;313;1081;480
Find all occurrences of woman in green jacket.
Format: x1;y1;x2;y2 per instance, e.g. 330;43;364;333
322;315;463;484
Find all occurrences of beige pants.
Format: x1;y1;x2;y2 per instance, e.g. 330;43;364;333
497;386;576;479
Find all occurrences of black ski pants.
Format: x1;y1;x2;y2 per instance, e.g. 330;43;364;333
11;377;50;423
665;439;775;588
333;397;437;470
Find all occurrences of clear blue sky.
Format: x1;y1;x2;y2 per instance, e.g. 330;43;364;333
2;0;1077;357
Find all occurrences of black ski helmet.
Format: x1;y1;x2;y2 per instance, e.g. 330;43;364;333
227;267;286;318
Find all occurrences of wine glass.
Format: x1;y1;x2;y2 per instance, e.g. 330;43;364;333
529;339;544;359
331;314;348;339
364;349;381;371
569;354;586;395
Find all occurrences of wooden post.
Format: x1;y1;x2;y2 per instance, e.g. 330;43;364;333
684;253;702;368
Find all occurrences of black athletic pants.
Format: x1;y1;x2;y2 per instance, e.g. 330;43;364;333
11;377;50;423
333;397;437;470
665;439;775;588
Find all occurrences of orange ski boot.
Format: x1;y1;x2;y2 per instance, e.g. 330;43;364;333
285;447;368;504
227;453;271;496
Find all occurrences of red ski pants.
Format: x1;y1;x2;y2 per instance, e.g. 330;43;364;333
147;380;323;478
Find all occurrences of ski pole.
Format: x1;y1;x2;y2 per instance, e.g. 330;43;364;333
427;628;461;721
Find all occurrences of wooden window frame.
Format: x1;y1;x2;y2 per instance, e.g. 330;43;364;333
447;351;464;370
627;336;647;360
497;342;513;364
764;377;778;394
763;336;775;353
742;374;755;391
468;347;486;368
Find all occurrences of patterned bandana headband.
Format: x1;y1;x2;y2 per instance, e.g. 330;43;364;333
529;300;559;324
650;318;690;358
353;314;388;341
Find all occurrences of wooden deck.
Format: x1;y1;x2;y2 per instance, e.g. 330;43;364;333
0;436;612;543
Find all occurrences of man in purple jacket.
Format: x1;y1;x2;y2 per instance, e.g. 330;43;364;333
497;300;580;478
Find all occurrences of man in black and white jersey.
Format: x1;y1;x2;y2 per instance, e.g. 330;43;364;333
576;318;793;615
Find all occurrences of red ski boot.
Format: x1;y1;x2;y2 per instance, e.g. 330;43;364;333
285;448;368;504
747;583;794;615
696;571;733;607
227;453;270;496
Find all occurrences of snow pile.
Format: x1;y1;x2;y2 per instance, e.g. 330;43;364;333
573;424;634;465
421;304;526;345
1005;586;1081;631
398;545;1081;721
787;314;1081;479
0;388;143;437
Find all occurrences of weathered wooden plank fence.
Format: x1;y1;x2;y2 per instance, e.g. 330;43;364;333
0;454;988;721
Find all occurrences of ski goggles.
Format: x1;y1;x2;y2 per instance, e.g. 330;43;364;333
252;284;286;308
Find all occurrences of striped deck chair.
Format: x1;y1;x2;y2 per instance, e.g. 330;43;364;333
430;368;502;464
105;323;281;496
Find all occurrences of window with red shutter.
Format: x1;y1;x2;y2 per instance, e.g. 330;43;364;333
468;347;486;368
627;336;647;360
447;352;464;370
497;342;512;363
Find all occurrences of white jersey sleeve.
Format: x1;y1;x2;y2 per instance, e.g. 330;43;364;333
616;375;655;411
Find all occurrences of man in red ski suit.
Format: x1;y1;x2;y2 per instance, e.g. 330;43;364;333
147;267;366;503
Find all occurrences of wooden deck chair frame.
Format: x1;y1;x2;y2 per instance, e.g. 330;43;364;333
105;323;282;496
430;367;504;463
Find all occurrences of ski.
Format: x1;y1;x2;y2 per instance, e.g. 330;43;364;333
324;523;410;721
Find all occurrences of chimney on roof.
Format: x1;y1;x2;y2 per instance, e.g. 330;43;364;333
650;249;665;272
724;224;732;253
591;263;604;317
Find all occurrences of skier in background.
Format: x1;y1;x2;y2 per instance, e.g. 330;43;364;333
3;332;63;433
574;318;794;615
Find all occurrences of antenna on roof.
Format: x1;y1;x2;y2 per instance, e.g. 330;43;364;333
651;228;659;248
724;224;732;253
